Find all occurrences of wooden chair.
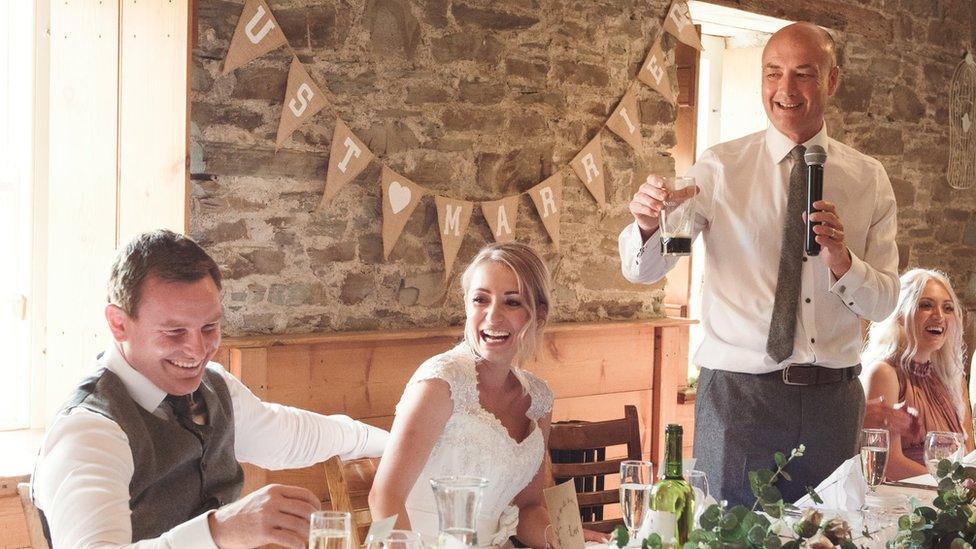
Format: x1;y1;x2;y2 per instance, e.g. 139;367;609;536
547;405;642;534
17;483;50;549
323;456;380;547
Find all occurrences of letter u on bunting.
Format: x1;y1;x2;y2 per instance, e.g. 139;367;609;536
638;37;677;105
607;85;643;151
381;167;424;260
570;133;607;206
528;172;564;252
434;196;474;280
222;0;288;74
319;118;375;208
480;195;520;243
276;57;329;148
663;0;703;51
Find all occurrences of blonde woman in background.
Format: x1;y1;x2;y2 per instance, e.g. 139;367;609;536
861;269;973;480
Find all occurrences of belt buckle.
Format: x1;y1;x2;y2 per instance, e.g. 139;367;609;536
781;364;805;386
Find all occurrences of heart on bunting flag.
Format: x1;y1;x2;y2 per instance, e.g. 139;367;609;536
388;182;412;214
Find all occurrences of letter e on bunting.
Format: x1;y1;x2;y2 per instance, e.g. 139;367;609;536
663;0;703;51
320;118;375;208
607;85;643;151
276;57;328;148
638;37;676;105
381;167;424;260
222;0;288;74
480;196;520;243
434;196;474;280
528;172;564;252
570;133;607;206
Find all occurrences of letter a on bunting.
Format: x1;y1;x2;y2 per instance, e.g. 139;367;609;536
663;0;703;51
570;133;607;206
434;196;474;280
528;172;564;252
381;167;424;260
638;37;676;105
319;118;375;208
223;0;288;74
606;85;643;151
480;195;520;243
276;57;329;148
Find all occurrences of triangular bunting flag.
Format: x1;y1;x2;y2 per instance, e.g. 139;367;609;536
528;172;564;252
381;167;425;260
663;0;703;51
638;37;677;105
319;118;375;208
570;133;607;206
434;196;474;280
222;0;288;75
276;57;329;147
480;196;520;243
607;85;643;151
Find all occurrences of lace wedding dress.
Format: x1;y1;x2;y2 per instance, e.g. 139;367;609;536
399;342;554;547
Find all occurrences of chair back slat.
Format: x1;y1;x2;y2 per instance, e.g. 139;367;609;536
324;456;379;547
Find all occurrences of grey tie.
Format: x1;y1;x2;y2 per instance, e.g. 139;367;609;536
766;145;807;363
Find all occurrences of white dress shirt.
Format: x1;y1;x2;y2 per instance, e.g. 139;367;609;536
619;125;899;374
33;343;389;549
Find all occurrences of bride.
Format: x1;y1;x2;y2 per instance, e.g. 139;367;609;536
369;242;556;548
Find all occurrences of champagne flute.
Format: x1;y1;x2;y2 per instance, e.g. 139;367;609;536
924;431;965;477
619;460;654;541
365;530;424;549
309;510;352;549
685;470;709;522
859;428;889;491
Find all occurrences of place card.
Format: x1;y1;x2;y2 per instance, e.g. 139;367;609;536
365;514;397;544
543;479;585;548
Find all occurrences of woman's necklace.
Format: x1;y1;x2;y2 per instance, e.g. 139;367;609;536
909;359;933;378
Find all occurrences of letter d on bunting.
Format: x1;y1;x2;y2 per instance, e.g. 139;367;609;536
222;0;288;74
319;118;375;208
434;196;474;280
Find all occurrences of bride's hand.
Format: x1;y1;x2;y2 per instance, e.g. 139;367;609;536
583;528;611;543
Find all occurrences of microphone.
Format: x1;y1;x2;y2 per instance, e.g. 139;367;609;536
804;145;826;256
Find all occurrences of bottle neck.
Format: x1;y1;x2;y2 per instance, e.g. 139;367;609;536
664;428;684;479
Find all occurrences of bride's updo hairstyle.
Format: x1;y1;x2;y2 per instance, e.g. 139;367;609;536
460;242;552;379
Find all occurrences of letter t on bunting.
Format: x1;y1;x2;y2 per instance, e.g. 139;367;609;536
527;172;564;252
480;195;520;243
663;0;703;51
570;133;607;206
222;0;288;74
276;57;329;148
434;196;474;280
638;37;676;105
381;167;424;260
319;118;375;208
606;85;643;151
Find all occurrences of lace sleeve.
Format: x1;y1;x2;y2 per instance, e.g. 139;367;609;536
396;343;478;415
523;370;554;421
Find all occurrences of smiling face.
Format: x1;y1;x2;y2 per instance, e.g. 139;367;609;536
910;279;955;359
761;23;839;144
464;261;534;368
106;274;223;396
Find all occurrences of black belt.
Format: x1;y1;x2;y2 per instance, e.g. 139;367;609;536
764;364;861;386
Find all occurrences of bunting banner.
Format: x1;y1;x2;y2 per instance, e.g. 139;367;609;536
480;195;520;243
381;167;425;260
570;133;607;206
434;196;475;279
638;37;677;105
320;118;375;208
276;57;329;147
222;0;288;75
528;173;564;252
663;0;703;51
607;85;643;151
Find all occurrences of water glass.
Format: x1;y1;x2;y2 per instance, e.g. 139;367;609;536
924;431;965;477
619;460;654;540
309;510;352;549
685;470;709;521
430;476;488;547
859;428;890;491
365;530;425;549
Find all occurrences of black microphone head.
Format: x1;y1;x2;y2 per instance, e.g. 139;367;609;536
804;145;827;166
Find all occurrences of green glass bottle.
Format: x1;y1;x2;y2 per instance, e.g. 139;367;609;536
649;424;695;545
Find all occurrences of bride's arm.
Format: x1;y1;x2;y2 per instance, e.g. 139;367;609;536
513;413;555;549
368;379;453;529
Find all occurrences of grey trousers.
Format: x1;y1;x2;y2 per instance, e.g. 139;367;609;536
692;367;865;507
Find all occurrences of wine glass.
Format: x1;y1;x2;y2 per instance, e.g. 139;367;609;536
619;460;654;541
924;431;965;477
685;470;709;522
365;530;425;549
309;510;352;549
859;428;889;492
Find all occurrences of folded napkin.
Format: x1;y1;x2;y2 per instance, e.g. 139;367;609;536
961;448;976;466
793;455;865;512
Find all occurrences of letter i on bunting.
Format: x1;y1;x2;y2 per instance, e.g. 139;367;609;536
480;196;520;243
319;118;375;208
276;57;328;147
435;196;474;280
381;167;424;260
570;133;607;206
638;37;676;105
528;172;564;252
222;0;288;74
663;0;703;51
607;85;643;151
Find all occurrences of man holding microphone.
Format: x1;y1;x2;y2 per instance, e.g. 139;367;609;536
619;22;899;505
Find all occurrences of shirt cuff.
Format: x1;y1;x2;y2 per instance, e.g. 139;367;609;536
828;249;868;304
171;511;220;549
359;423;389;458
630;222;660;262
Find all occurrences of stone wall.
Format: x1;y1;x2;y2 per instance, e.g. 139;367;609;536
190;0;976;342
